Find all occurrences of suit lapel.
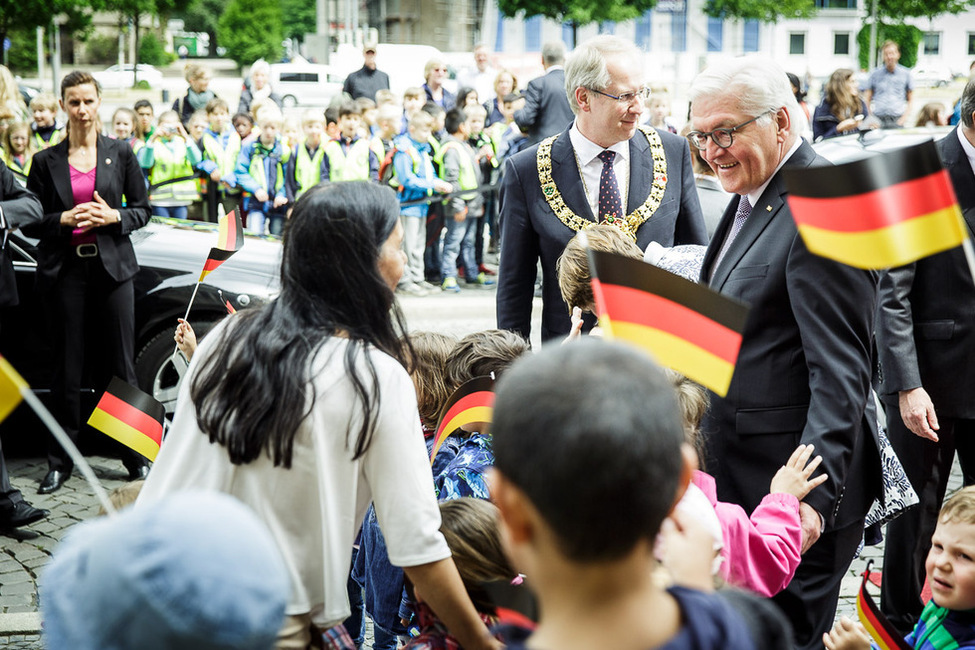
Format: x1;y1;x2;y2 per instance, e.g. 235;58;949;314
627;132;652;214
942;130;975;235
48;141;75;211
94;136;118;199
701;196;739;282
711;184;783;291
550;129;595;222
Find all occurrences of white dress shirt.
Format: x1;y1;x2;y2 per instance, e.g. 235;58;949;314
569;121;630;218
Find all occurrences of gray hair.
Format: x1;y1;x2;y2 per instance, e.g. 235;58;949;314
689;56;800;137
960;78;975;129
249;59;271;77
563;35;642;115
542;41;566;67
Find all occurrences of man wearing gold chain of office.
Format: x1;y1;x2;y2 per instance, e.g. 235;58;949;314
497;35;707;342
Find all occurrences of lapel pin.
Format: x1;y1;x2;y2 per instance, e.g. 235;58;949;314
105;158;112;165
766;205;772;212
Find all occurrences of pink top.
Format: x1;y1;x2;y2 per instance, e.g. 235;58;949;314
69;164;97;246
692;470;802;597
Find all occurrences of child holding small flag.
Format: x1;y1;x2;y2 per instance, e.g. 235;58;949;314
824;486;975;650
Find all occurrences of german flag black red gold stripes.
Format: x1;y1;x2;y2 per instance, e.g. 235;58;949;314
87;377;165;462
430;375;495;464
856;561;911;650
784;140;966;270
198;248;236;282
216;210;244;252
588;249;748;397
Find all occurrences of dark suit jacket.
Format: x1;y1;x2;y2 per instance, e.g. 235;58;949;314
0;161;42;307
700;141;880;530
514;68;574;146
876;128;975;418
24;135;151;293
497;127;707;341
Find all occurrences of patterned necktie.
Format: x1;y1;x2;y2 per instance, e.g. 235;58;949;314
597;150;622;221
711;195;753;278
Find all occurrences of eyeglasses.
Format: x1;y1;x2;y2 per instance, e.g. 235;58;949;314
686;110;774;149
588;86;651;105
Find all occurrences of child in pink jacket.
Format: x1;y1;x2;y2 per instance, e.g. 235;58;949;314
671;373;826;597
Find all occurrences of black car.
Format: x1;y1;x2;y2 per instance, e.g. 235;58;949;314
2;217;281;423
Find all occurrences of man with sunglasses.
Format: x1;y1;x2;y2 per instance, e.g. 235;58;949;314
497;35;705;342
690;58;881;649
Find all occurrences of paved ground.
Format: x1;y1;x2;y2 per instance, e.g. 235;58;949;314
0;283;962;647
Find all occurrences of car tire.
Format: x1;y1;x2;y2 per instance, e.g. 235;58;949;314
282;95;298;108
135;321;216;418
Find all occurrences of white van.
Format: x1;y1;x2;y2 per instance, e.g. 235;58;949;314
269;63;344;107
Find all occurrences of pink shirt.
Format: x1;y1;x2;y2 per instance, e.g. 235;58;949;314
69;165;97;246
692;470;802;597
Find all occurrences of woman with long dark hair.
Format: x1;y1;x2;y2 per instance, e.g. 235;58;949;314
25;71;151;494
139;182;499;650
812;68;868;141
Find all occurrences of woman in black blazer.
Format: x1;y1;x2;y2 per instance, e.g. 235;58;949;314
24;71;151;494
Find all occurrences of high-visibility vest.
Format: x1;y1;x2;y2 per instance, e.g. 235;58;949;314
293;142;325;198
32;127;65;151
434;140;479;201
246;143;289;196
323;137;372;182
147;138;198;204
201;130;241;180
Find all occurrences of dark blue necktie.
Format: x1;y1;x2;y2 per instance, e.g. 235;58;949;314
597;150;622;221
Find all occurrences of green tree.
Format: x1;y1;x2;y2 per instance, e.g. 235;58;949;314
497;0;657;45
281;0;316;45
875;0;973;18
176;0;224;56
218;0;282;69
0;0;95;69
856;23;922;69
703;0;817;22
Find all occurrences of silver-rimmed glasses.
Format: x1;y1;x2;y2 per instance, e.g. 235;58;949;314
686;109;775;150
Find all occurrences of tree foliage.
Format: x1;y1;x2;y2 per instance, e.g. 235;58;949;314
497;0;657;27
0;0;95;63
875;0;974;19
856;23;922;69
176;0;224;56
218;0;282;69
704;0;817;22
281;0;316;43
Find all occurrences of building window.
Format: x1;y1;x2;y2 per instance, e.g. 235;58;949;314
834;32;850;55
923;32;940;56
671;8;687;52
789;33;805;55
524;15;541;52
969;32;975;56
707;16;723;52
561;22;574;49
599;21;616;35
743;20;759;52
815;0;855;7
635;10;652;50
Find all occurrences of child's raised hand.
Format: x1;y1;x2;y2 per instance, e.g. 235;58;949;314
562;306;583;345
174;318;197;362
823;616;871;650
769;443;827;500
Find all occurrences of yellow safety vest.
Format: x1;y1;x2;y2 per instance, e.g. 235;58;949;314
147;138;198;204
323;138;373;182
293;142;326;198
434;140;479;201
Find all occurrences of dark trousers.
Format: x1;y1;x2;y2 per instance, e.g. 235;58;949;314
46;254;146;473
772;518;866;650
424;203;444;283
881;404;975;633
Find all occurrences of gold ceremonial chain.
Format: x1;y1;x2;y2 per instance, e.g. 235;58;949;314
536;125;668;241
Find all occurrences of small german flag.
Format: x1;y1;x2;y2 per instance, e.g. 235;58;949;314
588;249;749;397
430;375;495;464
198;247;236;282
87;377;165;462
0;356;28;422
216;209;244;252
857;561;910;649
784;140;967;270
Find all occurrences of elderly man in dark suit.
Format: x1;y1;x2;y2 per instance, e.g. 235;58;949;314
497;35;706;342
879;78;975;634
0;161;49;530
514;41;575;147
690;58;881;649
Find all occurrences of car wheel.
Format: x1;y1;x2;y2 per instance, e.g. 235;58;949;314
135;321;216;418
282;95;298;108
